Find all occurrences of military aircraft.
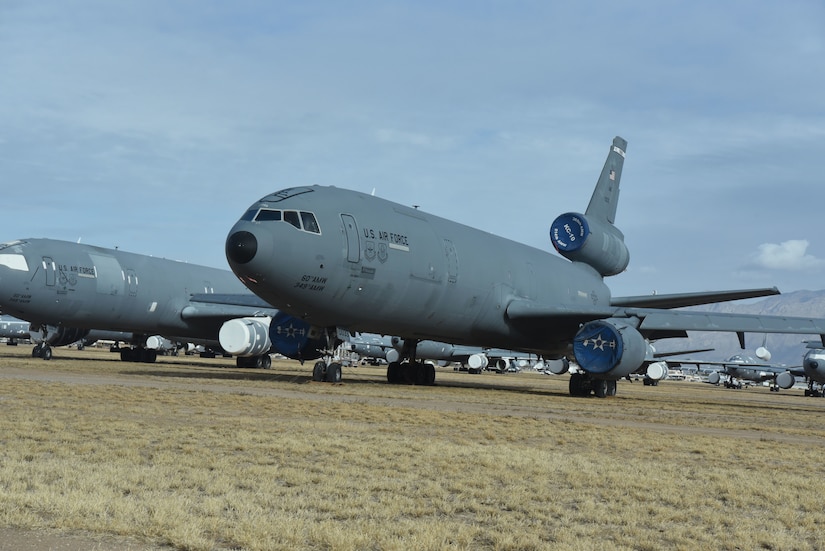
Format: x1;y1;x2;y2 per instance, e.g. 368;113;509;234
666;354;800;391
347;332;549;374
799;343;825;396
0;238;319;369
224;136;825;397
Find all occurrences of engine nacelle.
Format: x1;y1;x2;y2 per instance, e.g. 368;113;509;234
550;212;629;276
775;371;796;390
146;335;175;351
268;312;324;361
803;349;825;382
708;371;722;385
30;325;91;347
413;340;456;361
646;361;669;381
543;358;570;375
220;317;272;356
573;319;646;379
468;353;488;371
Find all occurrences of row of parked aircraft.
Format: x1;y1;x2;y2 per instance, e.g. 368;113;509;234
3;136;825;396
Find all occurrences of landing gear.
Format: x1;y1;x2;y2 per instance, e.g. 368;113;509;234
311;360;343;382
569;372;617;397
385;361;435;385
805;380;825;397
119;347;158;363
235;354;272;369
32;343;52;360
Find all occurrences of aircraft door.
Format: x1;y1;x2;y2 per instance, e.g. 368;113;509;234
125;269;138;297
341;214;361;263
42;257;56;286
443;239;458;284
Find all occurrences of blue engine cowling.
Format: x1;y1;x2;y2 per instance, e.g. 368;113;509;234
573;319;646;379
268;311;324;361
550;212;629;276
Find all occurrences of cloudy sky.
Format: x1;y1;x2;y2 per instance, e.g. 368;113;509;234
1;1;823;297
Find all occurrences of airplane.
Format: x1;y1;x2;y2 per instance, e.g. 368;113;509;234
347;332;550;374
0;313;30;344
224;135;825;397
666;353;800;391
0;238;324;371
799;342;825;396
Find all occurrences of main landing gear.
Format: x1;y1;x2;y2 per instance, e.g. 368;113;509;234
31;343;53;360
569;372;617;397
384;338;436;386
312;360;343;382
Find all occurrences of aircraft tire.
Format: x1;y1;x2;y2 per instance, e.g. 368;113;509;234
325;362;342;383
387;362;401;384
424;363;436;386
40;346;52;361
32;344;41;358
569;373;590;397
607;380;617;396
312;361;326;382
593;379;609;398
260;355;271;369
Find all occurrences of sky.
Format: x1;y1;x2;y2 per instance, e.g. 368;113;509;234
1;0;824;297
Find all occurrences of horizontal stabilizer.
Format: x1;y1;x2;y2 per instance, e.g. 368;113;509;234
611;287;780;309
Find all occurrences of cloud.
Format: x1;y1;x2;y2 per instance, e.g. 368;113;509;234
750;240;825;270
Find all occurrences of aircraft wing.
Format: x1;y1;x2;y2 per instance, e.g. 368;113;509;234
181;293;279;320
506;300;825;343
610;287;779;309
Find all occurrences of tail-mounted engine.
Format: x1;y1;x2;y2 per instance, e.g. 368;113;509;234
550;212;629;276
573;318;646;379
268;311;324;362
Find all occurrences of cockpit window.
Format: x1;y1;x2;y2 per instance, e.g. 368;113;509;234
283;210;301;229
255;209;282;222
301;212;320;234
247;207;321;235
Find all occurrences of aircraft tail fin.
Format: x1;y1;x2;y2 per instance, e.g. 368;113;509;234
585;136;626;224
549;136;629;277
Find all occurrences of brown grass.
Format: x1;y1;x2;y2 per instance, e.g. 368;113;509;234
0;345;824;550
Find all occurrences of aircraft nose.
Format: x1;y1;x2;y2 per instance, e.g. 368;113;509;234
226;231;258;265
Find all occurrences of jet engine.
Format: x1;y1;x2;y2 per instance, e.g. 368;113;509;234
219;317;272;356
467;353;488;373
268;311;324;361
542;357;570;375
645;361;669;381
774;371;796;390
30;325;90;347
550;212;629;276
707;371;722;385
573;319;646;379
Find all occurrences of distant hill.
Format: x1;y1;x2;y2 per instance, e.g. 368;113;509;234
653;289;825;367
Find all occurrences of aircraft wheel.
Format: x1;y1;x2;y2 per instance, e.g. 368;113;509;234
261;355;271;369
424;363;436;386
40;346;53;360
146;350;158;363
325;362;342;383
569;373;590;397
32;344;41;358
606;380;617;396
312;361;326;382
387;361;401;384
593;379;609;398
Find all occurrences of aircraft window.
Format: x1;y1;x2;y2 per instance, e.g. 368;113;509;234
301;212;320;234
255;209;282;222
0;254;28;271
283;210;302;230
240;209;259;222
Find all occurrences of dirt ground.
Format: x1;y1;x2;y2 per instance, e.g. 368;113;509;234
1;344;821;549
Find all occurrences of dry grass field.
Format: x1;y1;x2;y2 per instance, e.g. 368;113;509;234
0;345;824;550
